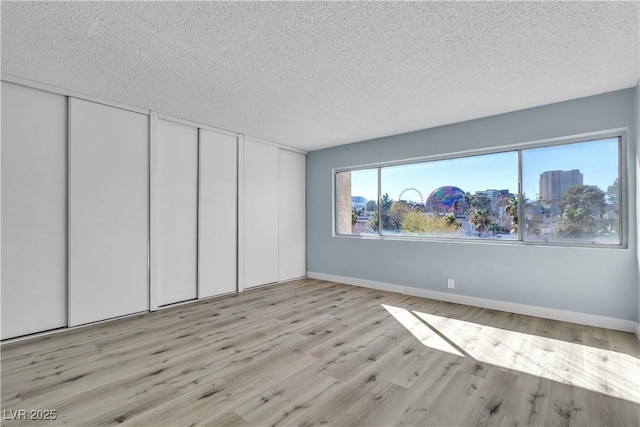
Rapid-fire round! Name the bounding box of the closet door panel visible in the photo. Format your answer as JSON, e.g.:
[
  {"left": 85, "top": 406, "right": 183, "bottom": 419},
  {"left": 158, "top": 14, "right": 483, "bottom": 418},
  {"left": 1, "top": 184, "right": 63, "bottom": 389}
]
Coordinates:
[
  {"left": 243, "top": 140, "right": 278, "bottom": 288},
  {"left": 198, "top": 129, "right": 237, "bottom": 298},
  {"left": 68, "top": 98, "right": 149, "bottom": 326},
  {"left": 278, "top": 150, "right": 306, "bottom": 281},
  {"left": 1, "top": 82, "right": 68, "bottom": 339},
  {"left": 157, "top": 120, "right": 198, "bottom": 305}
]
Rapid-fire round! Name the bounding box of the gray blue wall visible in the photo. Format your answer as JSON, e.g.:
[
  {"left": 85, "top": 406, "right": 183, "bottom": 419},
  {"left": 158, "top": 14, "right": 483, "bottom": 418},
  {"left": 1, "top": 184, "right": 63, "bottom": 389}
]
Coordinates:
[
  {"left": 636, "top": 82, "right": 640, "bottom": 325},
  {"left": 307, "top": 88, "right": 639, "bottom": 322}
]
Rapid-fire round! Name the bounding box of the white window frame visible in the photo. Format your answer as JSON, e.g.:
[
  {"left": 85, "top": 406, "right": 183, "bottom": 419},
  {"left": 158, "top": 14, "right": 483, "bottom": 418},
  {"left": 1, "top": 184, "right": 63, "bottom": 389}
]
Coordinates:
[{"left": 333, "top": 129, "right": 628, "bottom": 249}]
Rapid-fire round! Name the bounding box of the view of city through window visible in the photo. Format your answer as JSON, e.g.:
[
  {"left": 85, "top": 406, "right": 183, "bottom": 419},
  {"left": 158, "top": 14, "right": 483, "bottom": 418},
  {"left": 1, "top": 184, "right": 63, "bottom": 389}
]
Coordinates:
[
  {"left": 336, "top": 137, "right": 621, "bottom": 245},
  {"left": 522, "top": 138, "right": 620, "bottom": 244}
]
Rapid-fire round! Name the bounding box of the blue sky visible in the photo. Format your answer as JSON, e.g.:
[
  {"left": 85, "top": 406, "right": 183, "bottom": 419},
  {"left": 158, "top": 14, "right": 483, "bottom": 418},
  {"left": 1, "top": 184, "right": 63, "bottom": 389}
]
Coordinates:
[{"left": 350, "top": 138, "right": 619, "bottom": 204}]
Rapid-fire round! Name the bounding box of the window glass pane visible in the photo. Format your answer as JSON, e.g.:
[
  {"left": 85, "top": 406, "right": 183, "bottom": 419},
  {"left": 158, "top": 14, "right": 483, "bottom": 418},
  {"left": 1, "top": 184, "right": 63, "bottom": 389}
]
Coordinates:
[
  {"left": 380, "top": 152, "right": 518, "bottom": 239},
  {"left": 522, "top": 138, "right": 620, "bottom": 245},
  {"left": 335, "top": 169, "right": 378, "bottom": 235}
]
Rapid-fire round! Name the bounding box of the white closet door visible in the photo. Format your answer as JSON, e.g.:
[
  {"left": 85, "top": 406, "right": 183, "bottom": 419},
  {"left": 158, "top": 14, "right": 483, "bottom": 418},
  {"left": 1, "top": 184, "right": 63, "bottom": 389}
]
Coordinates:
[
  {"left": 1, "top": 82, "right": 67, "bottom": 339},
  {"left": 68, "top": 98, "right": 149, "bottom": 326},
  {"left": 156, "top": 120, "right": 198, "bottom": 305},
  {"left": 278, "top": 150, "right": 306, "bottom": 281},
  {"left": 198, "top": 129, "right": 237, "bottom": 298},
  {"left": 243, "top": 140, "right": 279, "bottom": 288}
]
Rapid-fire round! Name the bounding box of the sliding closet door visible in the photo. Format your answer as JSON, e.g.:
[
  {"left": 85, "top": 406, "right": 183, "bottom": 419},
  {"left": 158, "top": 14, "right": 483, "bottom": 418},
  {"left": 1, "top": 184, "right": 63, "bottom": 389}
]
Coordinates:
[
  {"left": 278, "top": 150, "right": 306, "bottom": 281},
  {"left": 243, "top": 140, "right": 279, "bottom": 288},
  {"left": 1, "top": 82, "right": 67, "bottom": 339},
  {"left": 198, "top": 129, "right": 237, "bottom": 297},
  {"left": 156, "top": 120, "right": 198, "bottom": 305},
  {"left": 68, "top": 98, "right": 149, "bottom": 326}
]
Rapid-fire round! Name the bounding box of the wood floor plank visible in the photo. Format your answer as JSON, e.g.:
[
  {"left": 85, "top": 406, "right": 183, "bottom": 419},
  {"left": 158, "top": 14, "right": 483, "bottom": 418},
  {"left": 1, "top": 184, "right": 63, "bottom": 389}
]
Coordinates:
[
  {"left": 2, "top": 278, "right": 638, "bottom": 427},
  {"left": 197, "top": 410, "right": 250, "bottom": 427},
  {"left": 233, "top": 369, "right": 339, "bottom": 425},
  {"left": 499, "top": 372, "right": 553, "bottom": 426}
]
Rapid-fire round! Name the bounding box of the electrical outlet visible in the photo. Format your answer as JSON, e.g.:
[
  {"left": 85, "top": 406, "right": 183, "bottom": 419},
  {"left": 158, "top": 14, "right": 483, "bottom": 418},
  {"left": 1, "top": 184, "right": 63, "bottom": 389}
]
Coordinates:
[{"left": 447, "top": 279, "right": 455, "bottom": 289}]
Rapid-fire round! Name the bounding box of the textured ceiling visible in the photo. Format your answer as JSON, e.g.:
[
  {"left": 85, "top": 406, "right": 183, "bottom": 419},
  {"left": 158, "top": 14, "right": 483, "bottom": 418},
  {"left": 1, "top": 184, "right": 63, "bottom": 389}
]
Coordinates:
[{"left": 2, "top": 2, "right": 639, "bottom": 151}]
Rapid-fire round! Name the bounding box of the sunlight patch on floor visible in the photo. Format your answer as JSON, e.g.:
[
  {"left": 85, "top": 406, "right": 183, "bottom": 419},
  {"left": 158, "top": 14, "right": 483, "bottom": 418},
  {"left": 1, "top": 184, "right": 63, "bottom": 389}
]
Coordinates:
[
  {"left": 381, "top": 304, "right": 463, "bottom": 357},
  {"left": 412, "top": 310, "right": 640, "bottom": 404}
]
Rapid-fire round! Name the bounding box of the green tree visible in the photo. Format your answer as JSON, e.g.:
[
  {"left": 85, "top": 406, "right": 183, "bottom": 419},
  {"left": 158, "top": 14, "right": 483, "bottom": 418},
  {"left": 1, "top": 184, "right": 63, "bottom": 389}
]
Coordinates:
[
  {"left": 368, "top": 193, "right": 393, "bottom": 232},
  {"left": 388, "top": 202, "right": 412, "bottom": 231},
  {"left": 463, "top": 192, "right": 474, "bottom": 216},
  {"left": 607, "top": 178, "right": 619, "bottom": 214},
  {"left": 472, "top": 195, "right": 491, "bottom": 211},
  {"left": 365, "top": 200, "right": 377, "bottom": 212},
  {"left": 556, "top": 207, "right": 593, "bottom": 238},
  {"left": 368, "top": 215, "right": 378, "bottom": 232},
  {"left": 463, "top": 192, "right": 473, "bottom": 206},
  {"left": 557, "top": 185, "right": 605, "bottom": 217},
  {"left": 463, "top": 192, "right": 491, "bottom": 215},
  {"left": 505, "top": 196, "right": 518, "bottom": 234},
  {"left": 401, "top": 212, "right": 459, "bottom": 234},
  {"left": 380, "top": 193, "right": 393, "bottom": 229}
]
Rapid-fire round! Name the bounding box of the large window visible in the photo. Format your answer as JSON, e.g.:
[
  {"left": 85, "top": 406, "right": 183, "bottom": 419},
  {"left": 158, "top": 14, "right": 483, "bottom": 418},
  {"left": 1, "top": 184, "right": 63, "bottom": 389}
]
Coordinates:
[
  {"left": 335, "top": 136, "right": 622, "bottom": 246},
  {"left": 522, "top": 138, "right": 620, "bottom": 244},
  {"left": 380, "top": 152, "right": 518, "bottom": 239}
]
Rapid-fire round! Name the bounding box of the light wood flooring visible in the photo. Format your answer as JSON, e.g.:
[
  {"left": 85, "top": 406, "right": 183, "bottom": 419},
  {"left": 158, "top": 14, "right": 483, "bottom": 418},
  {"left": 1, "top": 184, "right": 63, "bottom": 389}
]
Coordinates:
[{"left": 2, "top": 278, "right": 639, "bottom": 426}]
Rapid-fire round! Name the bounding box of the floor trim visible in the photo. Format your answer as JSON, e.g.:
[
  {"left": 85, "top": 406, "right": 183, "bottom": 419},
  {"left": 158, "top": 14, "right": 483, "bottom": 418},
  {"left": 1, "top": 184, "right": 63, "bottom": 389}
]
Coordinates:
[{"left": 307, "top": 271, "right": 640, "bottom": 335}]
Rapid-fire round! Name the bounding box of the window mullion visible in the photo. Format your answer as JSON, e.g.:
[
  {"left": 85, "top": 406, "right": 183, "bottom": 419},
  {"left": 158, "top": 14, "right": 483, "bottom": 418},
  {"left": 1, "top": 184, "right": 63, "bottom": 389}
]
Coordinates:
[
  {"left": 517, "top": 149, "right": 523, "bottom": 241},
  {"left": 378, "top": 167, "right": 382, "bottom": 237}
]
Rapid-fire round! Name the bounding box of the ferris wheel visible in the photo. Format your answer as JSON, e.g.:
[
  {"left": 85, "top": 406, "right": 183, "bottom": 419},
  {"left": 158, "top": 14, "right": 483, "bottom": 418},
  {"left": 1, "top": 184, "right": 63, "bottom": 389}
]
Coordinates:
[{"left": 398, "top": 187, "right": 424, "bottom": 204}]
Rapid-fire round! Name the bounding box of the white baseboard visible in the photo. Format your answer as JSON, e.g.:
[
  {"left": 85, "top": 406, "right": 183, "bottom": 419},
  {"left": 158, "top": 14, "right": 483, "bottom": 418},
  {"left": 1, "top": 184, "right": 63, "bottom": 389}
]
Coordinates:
[
  {"left": 241, "top": 276, "right": 308, "bottom": 292},
  {"left": 307, "top": 271, "right": 640, "bottom": 335}
]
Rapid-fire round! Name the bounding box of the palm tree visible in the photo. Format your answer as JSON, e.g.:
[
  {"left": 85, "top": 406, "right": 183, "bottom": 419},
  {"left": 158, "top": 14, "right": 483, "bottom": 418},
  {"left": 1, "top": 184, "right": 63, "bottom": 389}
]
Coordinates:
[
  {"left": 505, "top": 196, "right": 518, "bottom": 234},
  {"left": 463, "top": 192, "right": 474, "bottom": 214},
  {"left": 444, "top": 213, "right": 460, "bottom": 229},
  {"left": 488, "top": 221, "right": 501, "bottom": 235},
  {"left": 469, "top": 208, "right": 490, "bottom": 236}
]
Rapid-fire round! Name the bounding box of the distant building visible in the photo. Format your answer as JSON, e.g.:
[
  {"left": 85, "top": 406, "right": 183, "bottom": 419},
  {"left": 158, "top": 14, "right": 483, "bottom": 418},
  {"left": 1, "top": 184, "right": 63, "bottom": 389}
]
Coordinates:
[
  {"left": 351, "top": 196, "right": 367, "bottom": 210},
  {"left": 474, "top": 189, "right": 514, "bottom": 200},
  {"left": 475, "top": 189, "right": 499, "bottom": 200},
  {"left": 539, "top": 169, "right": 583, "bottom": 203}
]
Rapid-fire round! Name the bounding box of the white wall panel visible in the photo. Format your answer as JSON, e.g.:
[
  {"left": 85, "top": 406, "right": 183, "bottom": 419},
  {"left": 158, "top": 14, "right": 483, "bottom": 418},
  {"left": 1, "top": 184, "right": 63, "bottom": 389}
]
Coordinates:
[
  {"left": 68, "top": 98, "right": 148, "bottom": 326},
  {"left": 156, "top": 120, "right": 198, "bottom": 305},
  {"left": 243, "top": 140, "right": 279, "bottom": 288},
  {"left": 1, "top": 82, "right": 68, "bottom": 339},
  {"left": 278, "top": 150, "right": 306, "bottom": 281},
  {"left": 198, "top": 129, "right": 237, "bottom": 298}
]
